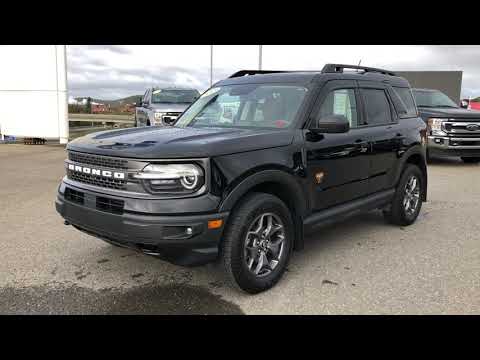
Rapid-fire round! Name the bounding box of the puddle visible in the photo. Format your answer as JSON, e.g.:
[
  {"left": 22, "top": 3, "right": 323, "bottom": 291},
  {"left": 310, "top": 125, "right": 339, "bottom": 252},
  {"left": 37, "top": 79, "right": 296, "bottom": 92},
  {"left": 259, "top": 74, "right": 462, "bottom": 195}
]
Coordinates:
[{"left": 0, "top": 283, "right": 244, "bottom": 315}]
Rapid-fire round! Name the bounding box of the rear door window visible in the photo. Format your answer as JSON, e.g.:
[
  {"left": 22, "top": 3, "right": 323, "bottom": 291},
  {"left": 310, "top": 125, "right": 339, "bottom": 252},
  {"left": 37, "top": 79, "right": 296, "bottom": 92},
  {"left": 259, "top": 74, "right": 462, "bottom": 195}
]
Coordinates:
[{"left": 361, "top": 89, "right": 393, "bottom": 125}]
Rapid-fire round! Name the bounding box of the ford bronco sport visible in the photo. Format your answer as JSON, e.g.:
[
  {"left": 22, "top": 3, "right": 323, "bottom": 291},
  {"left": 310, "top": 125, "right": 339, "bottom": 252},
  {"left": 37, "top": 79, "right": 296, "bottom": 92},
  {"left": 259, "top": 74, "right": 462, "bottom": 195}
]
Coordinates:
[
  {"left": 412, "top": 88, "right": 480, "bottom": 163},
  {"left": 56, "top": 64, "right": 428, "bottom": 293}
]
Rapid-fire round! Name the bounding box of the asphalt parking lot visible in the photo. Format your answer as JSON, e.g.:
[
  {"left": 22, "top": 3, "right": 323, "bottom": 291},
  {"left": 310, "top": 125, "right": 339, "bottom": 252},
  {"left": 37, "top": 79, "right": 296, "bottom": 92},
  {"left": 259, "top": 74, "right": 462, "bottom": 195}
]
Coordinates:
[{"left": 1, "top": 144, "right": 479, "bottom": 314}]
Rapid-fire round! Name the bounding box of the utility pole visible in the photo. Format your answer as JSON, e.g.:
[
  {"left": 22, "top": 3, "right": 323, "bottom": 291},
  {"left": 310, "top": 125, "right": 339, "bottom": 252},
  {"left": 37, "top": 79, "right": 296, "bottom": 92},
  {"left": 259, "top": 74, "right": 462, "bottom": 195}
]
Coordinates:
[
  {"left": 210, "top": 45, "right": 213, "bottom": 87},
  {"left": 258, "top": 45, "right": 263, "bottom": 70}
]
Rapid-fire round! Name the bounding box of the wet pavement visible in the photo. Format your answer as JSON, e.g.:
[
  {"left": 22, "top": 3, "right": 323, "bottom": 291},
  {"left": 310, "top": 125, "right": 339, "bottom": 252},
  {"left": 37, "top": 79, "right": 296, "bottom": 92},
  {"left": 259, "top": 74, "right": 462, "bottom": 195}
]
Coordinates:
[{"left": 1, "top": 144, "right": 479, "bottom": 314}]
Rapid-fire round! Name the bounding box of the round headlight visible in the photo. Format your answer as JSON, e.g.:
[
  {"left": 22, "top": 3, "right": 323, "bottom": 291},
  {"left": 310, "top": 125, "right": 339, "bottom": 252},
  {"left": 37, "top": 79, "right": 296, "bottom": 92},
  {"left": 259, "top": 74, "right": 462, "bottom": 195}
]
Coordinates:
[{"left": 181, "top": 175, "right": 198, "bottom": 189}]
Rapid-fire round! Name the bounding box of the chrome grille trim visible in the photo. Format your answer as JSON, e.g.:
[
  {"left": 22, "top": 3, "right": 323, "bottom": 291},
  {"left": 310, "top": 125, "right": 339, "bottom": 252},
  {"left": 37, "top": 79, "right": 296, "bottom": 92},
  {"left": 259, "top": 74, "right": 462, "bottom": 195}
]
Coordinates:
[{"left": 443, "top": 120, "right": 480, "bottom": 135}]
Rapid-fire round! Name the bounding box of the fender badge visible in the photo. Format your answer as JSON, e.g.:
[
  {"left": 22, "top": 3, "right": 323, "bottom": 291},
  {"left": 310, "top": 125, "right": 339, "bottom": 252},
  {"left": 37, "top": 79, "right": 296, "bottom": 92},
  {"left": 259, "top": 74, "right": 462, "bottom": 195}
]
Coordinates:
[{"left": 315, "top": 172, "right": 325, "bottom": 184}]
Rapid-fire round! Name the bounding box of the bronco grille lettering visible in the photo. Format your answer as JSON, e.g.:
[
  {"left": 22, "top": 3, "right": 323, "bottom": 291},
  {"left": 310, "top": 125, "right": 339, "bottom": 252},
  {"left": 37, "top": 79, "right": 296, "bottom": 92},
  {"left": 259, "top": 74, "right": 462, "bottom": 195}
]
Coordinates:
[{"left": 67, "top": 163, "right": 125, "bottom": 180}]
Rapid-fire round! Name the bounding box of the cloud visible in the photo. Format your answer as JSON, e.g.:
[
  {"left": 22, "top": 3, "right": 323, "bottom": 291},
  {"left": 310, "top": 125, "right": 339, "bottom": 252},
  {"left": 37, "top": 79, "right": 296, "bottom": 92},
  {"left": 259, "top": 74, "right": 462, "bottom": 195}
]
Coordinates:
[
  {"left": 66, "top": 45, "right": 480, "bottom": 100},
  {"left": 85, "top": 45, "right": 132, "bottom": 54}
]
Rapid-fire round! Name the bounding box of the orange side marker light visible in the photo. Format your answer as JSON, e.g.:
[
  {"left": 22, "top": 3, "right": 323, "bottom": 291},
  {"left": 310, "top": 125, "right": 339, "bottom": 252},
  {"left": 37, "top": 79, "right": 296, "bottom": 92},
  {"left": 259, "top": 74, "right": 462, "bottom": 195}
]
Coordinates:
[{"left": 208, "top": 219, "right": 223, "bottom": 229}]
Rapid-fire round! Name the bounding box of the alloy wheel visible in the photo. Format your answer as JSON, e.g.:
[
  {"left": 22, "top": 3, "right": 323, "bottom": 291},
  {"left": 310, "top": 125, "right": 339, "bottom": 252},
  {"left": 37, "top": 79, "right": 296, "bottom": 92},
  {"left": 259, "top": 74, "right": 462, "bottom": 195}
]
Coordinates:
[
  {"left": 243, "top": 213, "right": 286, "bottom": 277},
  {"left": 403, "top": 175, "right": 420, "bottom": 217}
]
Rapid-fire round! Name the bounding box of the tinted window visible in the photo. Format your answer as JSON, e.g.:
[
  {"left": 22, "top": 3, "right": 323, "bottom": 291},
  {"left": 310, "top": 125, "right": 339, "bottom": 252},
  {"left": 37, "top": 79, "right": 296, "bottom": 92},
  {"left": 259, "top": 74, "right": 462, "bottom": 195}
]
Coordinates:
[
  {"left": 393, "top": 87, "right": 417, "bottom": 117},
  {"left": 412, "top": 89, "right": 459, "bottom": 108},
  {"left": 317, "top": 89, "right": 358, "bottom": 128},
  {"left": 151, "top": 89, "right": 200, "bottom": 104},
  {"left": 362, "top": 89, "right": 392, "bottom": 125}
]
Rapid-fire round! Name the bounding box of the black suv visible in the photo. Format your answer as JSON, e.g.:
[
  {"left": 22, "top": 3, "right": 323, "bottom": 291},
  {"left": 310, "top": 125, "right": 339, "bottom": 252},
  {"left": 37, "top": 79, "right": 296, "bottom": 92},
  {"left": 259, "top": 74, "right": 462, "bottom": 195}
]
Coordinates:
[
  {"left": 412, "top": 88, "right": 480, "bottom": 163},
  {"left": 56, "top": 64, "right": 428, "bottom": 293}
]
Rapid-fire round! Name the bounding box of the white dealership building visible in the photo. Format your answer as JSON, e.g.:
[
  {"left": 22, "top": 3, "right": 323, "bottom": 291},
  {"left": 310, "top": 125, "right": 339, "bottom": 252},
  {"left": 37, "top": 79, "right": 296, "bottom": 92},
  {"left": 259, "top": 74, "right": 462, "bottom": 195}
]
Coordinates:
[{"left": 0, "top": 45, "right": 68, "bottom": 143}]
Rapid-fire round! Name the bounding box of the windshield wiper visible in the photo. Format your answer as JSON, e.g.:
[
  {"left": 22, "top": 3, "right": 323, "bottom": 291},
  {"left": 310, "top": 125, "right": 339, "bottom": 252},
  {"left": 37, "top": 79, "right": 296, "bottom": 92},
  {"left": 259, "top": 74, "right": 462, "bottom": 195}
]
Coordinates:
[{"left": 434, "top": 105, "right": 459, "bottom": 108}]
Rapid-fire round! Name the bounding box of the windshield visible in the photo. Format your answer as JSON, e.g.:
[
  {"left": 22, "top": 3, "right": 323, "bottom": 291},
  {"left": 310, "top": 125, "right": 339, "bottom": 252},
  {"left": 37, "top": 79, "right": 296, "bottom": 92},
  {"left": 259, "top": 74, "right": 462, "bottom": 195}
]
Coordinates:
[
  {"left": 151, "top": 89, "right": 200, "bottom": 104},
  {"left": 175, "top": 84, "right": 308, "bottom": 130},
  {"left": 412, "top": 90, "right": 459, "bottom": 108}
]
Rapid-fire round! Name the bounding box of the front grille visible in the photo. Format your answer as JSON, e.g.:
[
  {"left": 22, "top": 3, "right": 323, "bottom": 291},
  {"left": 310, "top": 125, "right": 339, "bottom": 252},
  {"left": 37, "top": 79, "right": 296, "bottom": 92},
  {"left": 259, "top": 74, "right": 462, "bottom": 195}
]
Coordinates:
[
  {"left": 96, "top": 196, "right": 124, "bottom": 215},
  {"left": 444, "top": 120, "right": 480, "bottom": 135},
  {"left": 68, "top": 151, "right": 128, "bottom": 170},
  {"left": 162, "top": 112, "right": 181, "bottom": 125},
  {"left": 67, "top": 170, "right": 127, "bottom": 190},
  {"left": 449, "top": 139, "right": 480, "bottom": 146},
  {"left": 67, "top": 151, "right": 129, "bottom": 190},
  {"left": 64, "top": 187, "right": 84, "bottom": 205}
]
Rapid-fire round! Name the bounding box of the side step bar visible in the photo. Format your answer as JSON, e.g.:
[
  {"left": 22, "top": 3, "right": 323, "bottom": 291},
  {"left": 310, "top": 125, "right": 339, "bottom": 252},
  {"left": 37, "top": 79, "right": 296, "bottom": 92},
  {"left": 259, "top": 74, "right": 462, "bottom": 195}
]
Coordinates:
[{"left": 303, "top": 189, "right": 395, "bottom": 234}]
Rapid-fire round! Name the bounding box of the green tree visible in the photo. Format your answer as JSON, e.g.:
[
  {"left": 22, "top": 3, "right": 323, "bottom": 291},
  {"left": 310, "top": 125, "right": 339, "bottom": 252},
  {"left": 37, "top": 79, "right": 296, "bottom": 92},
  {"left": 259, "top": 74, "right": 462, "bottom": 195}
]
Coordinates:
[{"left": 86, "top": 97, "right": 92, "bottom": 114}]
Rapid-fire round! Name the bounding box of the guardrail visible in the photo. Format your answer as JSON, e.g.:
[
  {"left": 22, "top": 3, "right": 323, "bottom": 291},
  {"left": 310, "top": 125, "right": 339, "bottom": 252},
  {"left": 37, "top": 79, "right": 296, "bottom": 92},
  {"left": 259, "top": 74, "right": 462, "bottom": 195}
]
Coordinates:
[{"left": 69, "top": 113, "right": 135, "bottom": 139}]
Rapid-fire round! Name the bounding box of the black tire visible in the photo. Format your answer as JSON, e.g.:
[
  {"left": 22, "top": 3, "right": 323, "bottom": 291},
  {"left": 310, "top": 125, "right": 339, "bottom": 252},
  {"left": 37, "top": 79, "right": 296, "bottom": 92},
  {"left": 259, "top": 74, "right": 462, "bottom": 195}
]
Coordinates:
[
  {"left": 461, "top": 157, "right": 480, "bottom": 164},
  {"left": 221, "top": 192, "right": 294, "bottom": 294},
  {"left": 134, "top": 116, "right": 138, "bottom": 127},
  {"left": 146, "top": 119, "right": 151, "bottom": 126},
  {"left": 426, "top": 148, "right": 432, "bottom": 163},
  {"left": 383, "top": 164, "right": 424, "bottom": 226}
]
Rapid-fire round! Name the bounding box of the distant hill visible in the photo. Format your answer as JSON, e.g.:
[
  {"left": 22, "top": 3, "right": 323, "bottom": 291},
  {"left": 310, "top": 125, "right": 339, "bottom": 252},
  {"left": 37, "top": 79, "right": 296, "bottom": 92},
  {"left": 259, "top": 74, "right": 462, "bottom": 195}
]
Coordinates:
[
  {"left": 473, "top": 97, "right": 480, "bottom": 102},
  {"left": 75, "top": 95, "right": 142, "bottom": 107}
]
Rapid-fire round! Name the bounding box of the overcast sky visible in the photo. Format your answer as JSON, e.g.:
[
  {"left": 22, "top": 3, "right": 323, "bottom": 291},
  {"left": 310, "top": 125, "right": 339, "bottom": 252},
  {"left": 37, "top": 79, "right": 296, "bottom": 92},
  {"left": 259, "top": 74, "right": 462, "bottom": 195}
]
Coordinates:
[{"left": 67, "top": 45, "right": 480, "bottom": 100}]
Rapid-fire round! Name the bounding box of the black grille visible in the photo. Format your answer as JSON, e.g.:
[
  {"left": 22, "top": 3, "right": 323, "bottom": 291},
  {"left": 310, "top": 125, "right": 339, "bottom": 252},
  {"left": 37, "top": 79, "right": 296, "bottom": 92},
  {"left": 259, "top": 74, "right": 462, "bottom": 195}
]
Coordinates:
[
  {"left": 68, "top": 152, "right": 128, "bottom": 170},
  {"left": 67, "top": 170, "right": 127, "bottom": 190},
  {"left": 163, "top": 112, "right": 181, "bottom": 125},
  {"left": 64, "top": 188, "right": 84, "bottom": 205},
  {"left": 96, "top": 196, "right": 124, "bottom": 215}
]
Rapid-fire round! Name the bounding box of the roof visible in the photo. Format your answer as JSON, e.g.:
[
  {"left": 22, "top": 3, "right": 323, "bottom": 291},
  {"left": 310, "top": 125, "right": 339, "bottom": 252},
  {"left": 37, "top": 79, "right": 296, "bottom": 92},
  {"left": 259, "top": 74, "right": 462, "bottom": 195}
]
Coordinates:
[{"left": 216, "top": 71, "right": 410, "bottom": 88}]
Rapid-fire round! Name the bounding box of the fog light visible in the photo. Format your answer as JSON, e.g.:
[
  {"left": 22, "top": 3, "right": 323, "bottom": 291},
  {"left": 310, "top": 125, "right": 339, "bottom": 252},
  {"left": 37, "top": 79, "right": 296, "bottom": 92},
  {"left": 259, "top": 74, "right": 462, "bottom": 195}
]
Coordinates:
[
  {"left": 208, "top": 219, "right": 223, "bottom": 229},
  {"left": 186, "top": 227, "right": 193, "bottom": 235}
]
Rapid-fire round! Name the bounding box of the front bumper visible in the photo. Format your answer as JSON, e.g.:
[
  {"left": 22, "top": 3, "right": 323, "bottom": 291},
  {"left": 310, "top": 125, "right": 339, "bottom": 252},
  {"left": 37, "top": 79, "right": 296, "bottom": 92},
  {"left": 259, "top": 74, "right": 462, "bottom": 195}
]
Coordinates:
[
  {"left": 428, "top": 136, "right": 480, "bottom": 158},
  {"left": 55, "top": 183, "right": 229, "bottom": 266}
]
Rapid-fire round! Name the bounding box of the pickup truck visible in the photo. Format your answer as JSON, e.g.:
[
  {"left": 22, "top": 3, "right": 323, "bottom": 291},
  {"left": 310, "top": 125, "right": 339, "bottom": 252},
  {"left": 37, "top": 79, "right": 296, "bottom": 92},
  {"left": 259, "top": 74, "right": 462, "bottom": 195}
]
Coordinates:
[
  {"left": 412, "top": 88, "right": 480, "bottom": 163},
  {"left": 135, "top": 87, "right": 200, "bottom": 127}
]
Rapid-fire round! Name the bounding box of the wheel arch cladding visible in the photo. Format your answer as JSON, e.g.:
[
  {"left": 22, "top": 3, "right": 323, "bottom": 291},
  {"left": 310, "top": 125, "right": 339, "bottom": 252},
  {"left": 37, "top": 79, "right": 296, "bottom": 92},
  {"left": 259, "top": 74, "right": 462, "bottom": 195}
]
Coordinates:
[
  {"left": 399, "top": 148, "right": 428, "bottom": 202},
  {"left": 219, "top": 169, "right": 307, "bottom": 251}
]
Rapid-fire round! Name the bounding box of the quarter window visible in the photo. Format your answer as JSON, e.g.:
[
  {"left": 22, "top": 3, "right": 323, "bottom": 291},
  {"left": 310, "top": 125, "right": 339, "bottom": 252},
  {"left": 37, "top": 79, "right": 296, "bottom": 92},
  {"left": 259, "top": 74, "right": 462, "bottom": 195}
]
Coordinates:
[
  {"left": 393, "top": 87, "right": 417, "bottom": 117},
  {"left": 362, "top": 89, "right": 392, "bottom": 125},
  {"left": 317, "top": 89, "right": 358, "bottom": 128}
]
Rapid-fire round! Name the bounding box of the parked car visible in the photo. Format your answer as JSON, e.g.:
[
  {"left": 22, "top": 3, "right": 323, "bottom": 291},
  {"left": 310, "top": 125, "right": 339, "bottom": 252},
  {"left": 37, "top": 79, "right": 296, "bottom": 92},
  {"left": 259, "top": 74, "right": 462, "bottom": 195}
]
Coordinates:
[
  {"left": 412, "top": 88, "right": 480, "bottom": 163},
  {"left": 56, "top": 64, "right": 427, "bottom": 293},
  {"left": 135, "top": 87, "right": 200, "bottom": 127}
]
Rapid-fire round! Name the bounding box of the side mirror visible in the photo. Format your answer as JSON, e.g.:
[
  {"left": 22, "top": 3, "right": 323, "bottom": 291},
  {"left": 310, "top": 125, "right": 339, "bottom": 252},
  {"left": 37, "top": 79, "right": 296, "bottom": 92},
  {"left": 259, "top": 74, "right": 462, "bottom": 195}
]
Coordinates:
[{"left": 310, "top": 114, "right": 350, "bottom": 134}]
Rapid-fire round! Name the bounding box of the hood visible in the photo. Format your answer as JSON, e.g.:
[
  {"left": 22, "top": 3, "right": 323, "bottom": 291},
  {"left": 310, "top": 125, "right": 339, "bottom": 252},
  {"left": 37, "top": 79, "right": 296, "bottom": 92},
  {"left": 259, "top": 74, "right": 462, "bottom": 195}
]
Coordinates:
[
  {"left": 67, "top": 126, "right": 295, "bottom": 159},
  {"left": 149, "top": 103, "right": 190, "bottom": 113},
  {"left": 418, "top": 106, "right": 480, "bottom": 120}
]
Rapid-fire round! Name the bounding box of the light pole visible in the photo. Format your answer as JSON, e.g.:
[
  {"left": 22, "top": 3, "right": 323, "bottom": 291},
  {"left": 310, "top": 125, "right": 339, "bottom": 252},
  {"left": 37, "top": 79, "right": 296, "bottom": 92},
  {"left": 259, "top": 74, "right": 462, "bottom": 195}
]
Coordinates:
[
  {"left": 210, "top": 45, "right": 213, "bottom": 87},
  {"left": 258, "top": 45, "right": 263, "bottom": 70}
]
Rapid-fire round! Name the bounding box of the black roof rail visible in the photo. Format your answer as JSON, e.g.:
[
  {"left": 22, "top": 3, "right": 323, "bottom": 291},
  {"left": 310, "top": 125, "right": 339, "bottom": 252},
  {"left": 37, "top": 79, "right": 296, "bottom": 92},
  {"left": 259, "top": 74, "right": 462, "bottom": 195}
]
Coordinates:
[
  {"left": 321, "top": 64, "right": 397, "bottom": 76},
  {"left": 229, "top": 70, "right": 289, "bottom": 78}
]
